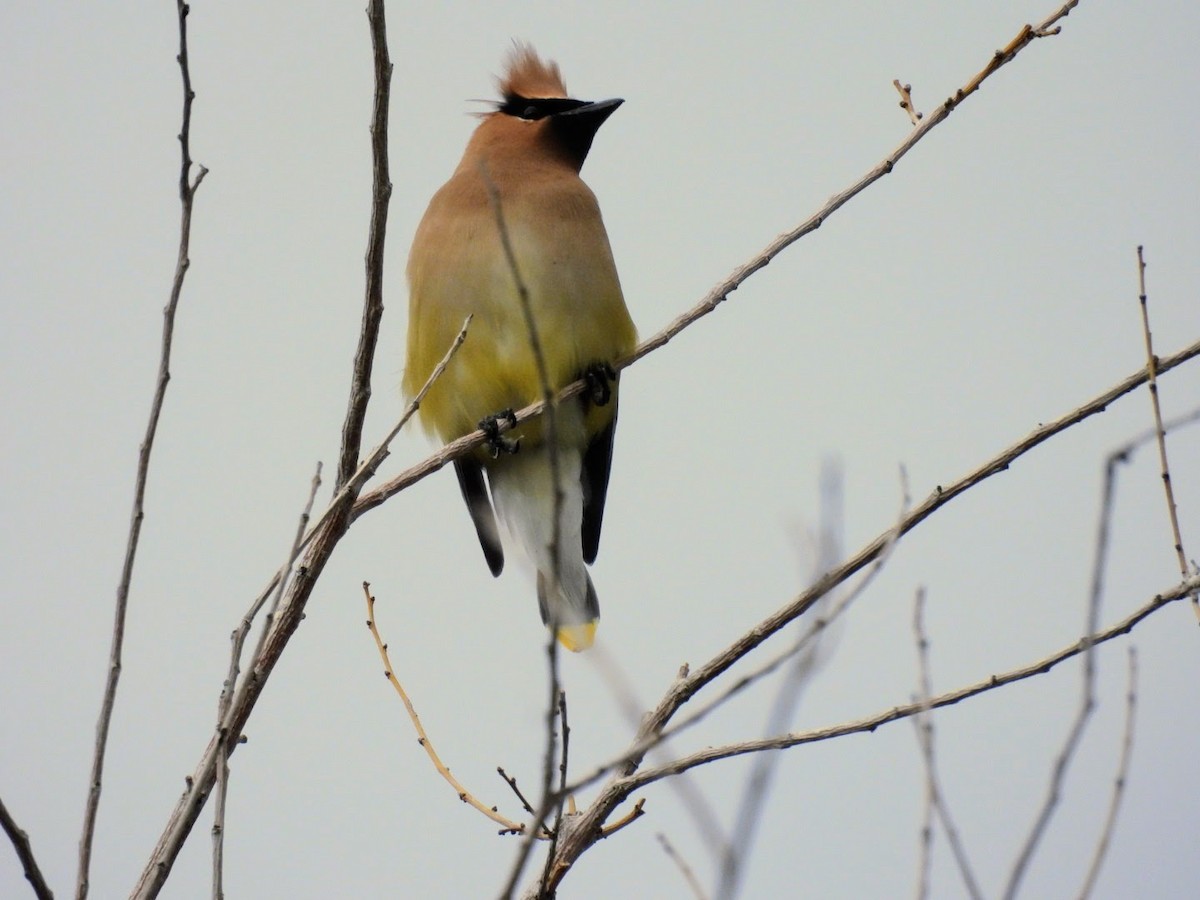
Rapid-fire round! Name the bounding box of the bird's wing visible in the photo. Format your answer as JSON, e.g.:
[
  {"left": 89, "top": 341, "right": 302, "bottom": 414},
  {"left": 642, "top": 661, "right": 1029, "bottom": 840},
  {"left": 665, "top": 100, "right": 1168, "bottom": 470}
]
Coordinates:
[
  {"left": 581, "top": 398, "right": 618, "bottom": 565},
  {"left": 454, "top": 458, "right": 505, "bottom": 576}
]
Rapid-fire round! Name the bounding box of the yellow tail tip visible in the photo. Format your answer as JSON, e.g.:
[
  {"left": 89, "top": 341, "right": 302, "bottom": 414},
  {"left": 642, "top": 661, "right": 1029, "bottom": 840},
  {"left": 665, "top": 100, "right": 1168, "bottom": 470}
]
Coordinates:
[{"left": 556, "top": 621, "right": 597, "bottom": 652}]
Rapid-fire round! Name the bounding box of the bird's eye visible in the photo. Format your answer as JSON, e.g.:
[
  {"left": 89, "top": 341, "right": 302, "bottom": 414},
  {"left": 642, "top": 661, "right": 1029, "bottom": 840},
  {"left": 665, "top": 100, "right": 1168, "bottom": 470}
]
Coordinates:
[{"left": 522, "top": 105, "right": 540, "bottom": 120}]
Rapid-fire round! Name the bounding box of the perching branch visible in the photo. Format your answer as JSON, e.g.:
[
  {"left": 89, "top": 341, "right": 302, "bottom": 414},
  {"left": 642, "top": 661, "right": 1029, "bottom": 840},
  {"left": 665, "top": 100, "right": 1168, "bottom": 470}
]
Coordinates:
[
  {"left": 354, "top": 1, "right": 1088, "bottom": 526},
  {"left": 79, "top": 3, "right": 206, "bottom": 898}
]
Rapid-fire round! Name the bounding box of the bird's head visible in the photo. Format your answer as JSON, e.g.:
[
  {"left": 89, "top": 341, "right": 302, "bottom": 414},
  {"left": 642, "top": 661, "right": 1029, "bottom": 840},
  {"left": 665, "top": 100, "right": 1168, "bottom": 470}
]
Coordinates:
[{"left": 475, "top": 43, "right": 623, "bottom": 173}]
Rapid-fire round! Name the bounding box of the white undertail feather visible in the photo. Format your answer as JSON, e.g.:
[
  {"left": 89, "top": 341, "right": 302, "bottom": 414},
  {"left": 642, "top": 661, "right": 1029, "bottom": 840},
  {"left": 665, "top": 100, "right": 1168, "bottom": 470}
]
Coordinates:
[{"left": 489, "top": 441, "right": 599, "bottom": 651}]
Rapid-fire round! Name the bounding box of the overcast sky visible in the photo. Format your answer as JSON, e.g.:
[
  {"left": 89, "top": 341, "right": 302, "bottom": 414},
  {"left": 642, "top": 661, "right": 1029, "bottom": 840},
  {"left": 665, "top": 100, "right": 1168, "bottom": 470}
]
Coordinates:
[{"left": 3, "top": 2, "right": 1199, "bottom": 898}]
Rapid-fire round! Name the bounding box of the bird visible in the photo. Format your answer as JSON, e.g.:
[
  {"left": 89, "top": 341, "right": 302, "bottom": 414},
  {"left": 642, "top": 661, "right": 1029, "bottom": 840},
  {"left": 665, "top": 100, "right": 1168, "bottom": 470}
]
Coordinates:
[{"left": 402, "top": 45, "right": 636, "bottom": 651}]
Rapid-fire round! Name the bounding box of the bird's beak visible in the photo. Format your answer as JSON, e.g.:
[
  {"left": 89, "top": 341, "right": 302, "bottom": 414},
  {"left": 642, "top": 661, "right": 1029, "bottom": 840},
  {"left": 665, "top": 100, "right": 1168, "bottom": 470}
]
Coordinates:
[
  {"left": 559, "top": 97, "right": 624, "bottom": 126},
  {"left": 552, "top": 98, "right": 623, "bottom": 167}
]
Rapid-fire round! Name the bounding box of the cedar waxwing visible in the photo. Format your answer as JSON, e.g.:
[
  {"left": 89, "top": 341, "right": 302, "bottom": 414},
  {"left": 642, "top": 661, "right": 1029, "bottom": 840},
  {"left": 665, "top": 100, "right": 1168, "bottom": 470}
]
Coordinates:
[{"left": 402, "top": 46, "right": 636, "bottom": 651}]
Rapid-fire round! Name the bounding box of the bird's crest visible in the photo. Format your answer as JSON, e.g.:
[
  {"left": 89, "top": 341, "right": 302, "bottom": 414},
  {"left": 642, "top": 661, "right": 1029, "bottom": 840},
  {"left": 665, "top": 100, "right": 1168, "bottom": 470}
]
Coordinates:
[{"left": 498, "top": 43, "right": 568, "bottom": 100}]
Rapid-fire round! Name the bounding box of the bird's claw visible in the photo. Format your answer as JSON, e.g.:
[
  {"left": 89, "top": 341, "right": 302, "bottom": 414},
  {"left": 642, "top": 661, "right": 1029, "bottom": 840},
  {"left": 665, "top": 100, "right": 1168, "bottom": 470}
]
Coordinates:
[
  {"left": 480, "top": 409, "right": 520, "bottom": 458},
  {"left": 583, "top": 362, "right": 616, "bottom": 407}
]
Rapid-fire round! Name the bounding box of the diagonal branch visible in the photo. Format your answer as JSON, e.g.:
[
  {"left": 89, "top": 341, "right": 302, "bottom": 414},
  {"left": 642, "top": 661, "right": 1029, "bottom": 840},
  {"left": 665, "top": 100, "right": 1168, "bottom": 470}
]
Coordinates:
[
  {"left": 78, "top": 3, "right": 206, "bottom": 898},
  {"left": 2, "top": 795, "right": 55, "bottom": 900}
]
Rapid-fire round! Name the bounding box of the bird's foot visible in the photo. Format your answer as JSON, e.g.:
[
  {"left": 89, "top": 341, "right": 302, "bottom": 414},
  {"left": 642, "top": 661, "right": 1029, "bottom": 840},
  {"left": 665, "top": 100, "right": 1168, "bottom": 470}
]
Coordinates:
[
  {"left": 583, "top": 362, "right": 616, "bottom": 407},
  {"left": 480, "top": 409, "right": 520, "bottom": 458}
]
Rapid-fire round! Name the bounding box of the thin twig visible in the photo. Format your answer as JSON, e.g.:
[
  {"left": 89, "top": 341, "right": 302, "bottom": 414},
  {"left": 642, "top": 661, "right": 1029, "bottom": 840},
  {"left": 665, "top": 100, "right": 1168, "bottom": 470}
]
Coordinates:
[
  {"left": 1, "top": 794, "right": 55, "bottom": 900},
  {"left": 538, "top": 692, "right": 571, "bottom": 894},
  {"left": 1077, "top": 647, "right": 1138, "bottom": 899},
  {"left": 911, "top": 590, "right": 983, "bottom": 900},
  {"left": 128, "top": 6, "right": 393, "bottom": 894},
  {"left": 598, "top": 797, "right": 646, "bottom": 838},
  {"left": 364, "top": 583, "right": 542, "bottom": 837},
  {"left": 79, "top": 4, "right": 206, "bottom": 898},
  {"left": 1135, "top": 246, "right": 1198, "bottom": 622},
  {"left": 893, "top": 79, "right": 922, "bottom": 125},
  {"left": 498, "top": 769, "right": 538, "bottom": 818},
  {"left": 658, "top": 832, "right": 709, "bottom": 900}
]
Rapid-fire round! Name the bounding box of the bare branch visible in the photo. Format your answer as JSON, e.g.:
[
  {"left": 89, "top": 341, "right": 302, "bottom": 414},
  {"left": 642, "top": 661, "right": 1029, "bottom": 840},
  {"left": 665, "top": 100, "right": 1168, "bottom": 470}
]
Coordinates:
[
  {"left": 911, "top": 590, "right": 983, "bottom": 900},
  {"left": 78, "top": 3, "right": 206, "bottom": 898},
  {"left": 1135, "top": 246, "right": 1199, "bottom": 622},
  {"left": 497, "top": 769, "right": 538, "bottom": 818},
  {"left": 1077, "top": 647, "right": 1138, "bottom": 899},
  {"left": 1, "top": 794, "right": 55, "bottom": 900}
]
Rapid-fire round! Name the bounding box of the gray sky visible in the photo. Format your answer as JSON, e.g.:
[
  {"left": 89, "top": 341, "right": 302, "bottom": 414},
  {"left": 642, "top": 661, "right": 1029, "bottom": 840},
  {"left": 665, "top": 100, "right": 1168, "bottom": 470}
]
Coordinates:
[{"left": 3, "top": 2, "right": 1198, "bottom": 898}]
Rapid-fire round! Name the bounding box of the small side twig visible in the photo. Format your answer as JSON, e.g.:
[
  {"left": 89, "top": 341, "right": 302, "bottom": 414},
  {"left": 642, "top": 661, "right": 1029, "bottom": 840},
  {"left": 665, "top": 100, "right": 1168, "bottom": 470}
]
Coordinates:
[
  {"left": 363, "top": 584, "right": 543, "bottom": 837},
  {"left": 1077, "top": 647, "right": 1139, "bottom": 899},
  {"left": 1, "top": 794, "right": 55, "bottom": 900},
  {"left": 78, "top": 3, "right": 206, "bottom": 898},
  {"left": 893, "top": 79, "right": 922, "bottom": 125},
  {"left": 911, "top": 589, "right": 983, "bottom": 900},
  {"left": 599, "top": 798, "right": 646, "bottom": 838},
  {"left": 657, "top": 832, "right": 708, "bottom": 900},
  {"left": 1135, "top": 245, "right": 1198, "bottom": 622},
  {"left": 498, "top": 769, "right": 538, "bottom": 818}
]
